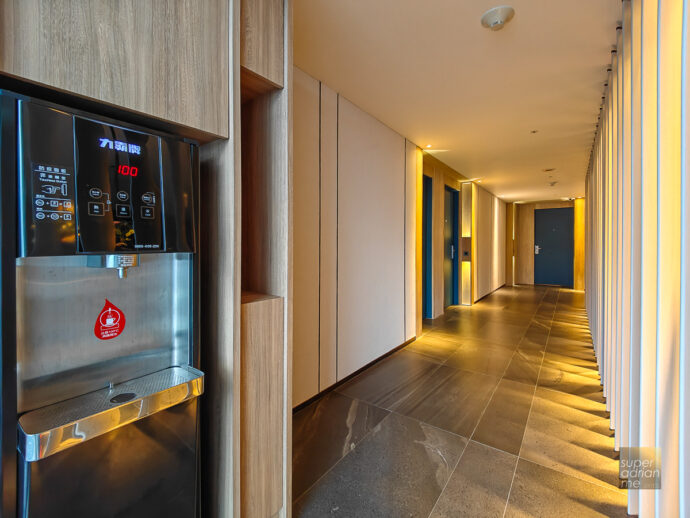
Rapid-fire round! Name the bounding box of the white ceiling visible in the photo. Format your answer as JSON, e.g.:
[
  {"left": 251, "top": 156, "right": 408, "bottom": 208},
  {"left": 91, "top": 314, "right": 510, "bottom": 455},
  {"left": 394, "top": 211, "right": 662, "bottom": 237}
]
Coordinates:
[{"left": 294, "top": 0, "right": 621, "bottom": 202}]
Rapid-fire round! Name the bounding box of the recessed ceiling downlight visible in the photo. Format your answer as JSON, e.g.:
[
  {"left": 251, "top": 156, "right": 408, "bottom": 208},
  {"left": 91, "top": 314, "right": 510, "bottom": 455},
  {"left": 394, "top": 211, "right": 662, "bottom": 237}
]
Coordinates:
[{"left": 481, "top": 6, "right": 515, "bottom": 31}]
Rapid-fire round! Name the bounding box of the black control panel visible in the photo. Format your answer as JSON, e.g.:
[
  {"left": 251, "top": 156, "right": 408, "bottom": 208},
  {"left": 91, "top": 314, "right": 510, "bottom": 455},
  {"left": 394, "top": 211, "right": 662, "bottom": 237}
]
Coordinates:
[
  {"left": 17, "top": 98, "right": 196, "bottom": 256},
  {"left": 74, "top": 117, "right": 163, "bottom": 252}
]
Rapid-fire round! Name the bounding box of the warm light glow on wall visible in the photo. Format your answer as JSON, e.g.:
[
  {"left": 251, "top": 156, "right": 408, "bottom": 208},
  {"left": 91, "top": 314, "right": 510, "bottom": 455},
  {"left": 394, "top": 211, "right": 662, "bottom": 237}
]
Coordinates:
[
  {"left": 461, "top": 262, "right": 471, "bottom": 306},
  {"left": 584, "top": 0, "right": 690, "bottom": 515},
  {"left": 492, "top": 197, "right": 501, "bottom": 289},
  {"left": 461, "top": 182, "right": 473, "bottom": 305},
  {"left": 461, "top": 182, "right": 472, "bottom": 238}
]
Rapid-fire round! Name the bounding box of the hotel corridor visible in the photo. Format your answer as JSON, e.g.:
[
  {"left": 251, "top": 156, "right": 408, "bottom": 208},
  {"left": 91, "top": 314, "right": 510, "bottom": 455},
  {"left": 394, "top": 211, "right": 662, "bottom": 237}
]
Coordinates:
[{"left": 292, "top": 286, "right": 627, "bottom": 517}]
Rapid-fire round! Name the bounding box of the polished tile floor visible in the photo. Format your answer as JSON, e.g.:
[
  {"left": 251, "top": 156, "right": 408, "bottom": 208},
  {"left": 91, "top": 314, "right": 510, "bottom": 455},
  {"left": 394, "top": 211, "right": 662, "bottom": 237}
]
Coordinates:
[{"left": 292, "top": 286, "right": 627, "bottom": 517}]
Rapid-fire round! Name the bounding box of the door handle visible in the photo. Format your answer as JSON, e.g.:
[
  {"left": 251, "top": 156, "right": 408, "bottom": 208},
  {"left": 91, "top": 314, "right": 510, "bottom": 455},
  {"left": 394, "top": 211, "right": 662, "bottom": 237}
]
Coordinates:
[
  {"left": 535, "top": 245, "right": 541, "bottom": 255},
  {"left": 451, "top": 245, "right": 455, "bottom": 259}
]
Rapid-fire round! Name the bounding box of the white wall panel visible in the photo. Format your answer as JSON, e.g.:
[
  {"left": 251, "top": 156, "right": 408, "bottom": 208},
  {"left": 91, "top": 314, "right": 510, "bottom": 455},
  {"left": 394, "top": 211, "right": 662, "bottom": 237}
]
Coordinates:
[
  {"left": 584, "top": 1, "right": 690, "bottom": 514},
  {"left": 637, "top": 1, "right": 658, "bottom": 513},
  {"left": 655, "top": 2, "right": 682, "bottom": 515},
  {"left": 319, "top": 83, "right": 338, "bottom": 391},
  {"left": 292, "top": 67, "right": 321, "bottom": 405},
  {"left": 337, "top": 96, "right": 406, "bottom": 379},
  {"left": 628, "top": 1, "right": 642, "bottom": 512},
  {"left": 681, "top": 0, "right": 690, "bottom": 512},
  {"left": 405, "top": 140, "right": 417, "bottom": 341}
]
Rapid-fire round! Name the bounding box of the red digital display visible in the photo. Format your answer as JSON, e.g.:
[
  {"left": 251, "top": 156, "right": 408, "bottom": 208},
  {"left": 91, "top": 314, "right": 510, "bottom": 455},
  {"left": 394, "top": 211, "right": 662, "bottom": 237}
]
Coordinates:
[{"left": 117, "top": 164, "right": 138, "bottom": 177}]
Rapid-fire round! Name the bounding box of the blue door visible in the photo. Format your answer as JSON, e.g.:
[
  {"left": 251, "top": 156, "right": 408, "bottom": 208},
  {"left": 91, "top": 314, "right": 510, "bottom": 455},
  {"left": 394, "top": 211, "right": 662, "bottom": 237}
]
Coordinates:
[
  {"left": 534, "top": 207, "right": 574, "bottom": 287},
  {"left": 443, "top": 187, "right": 459, "bottom": 307},
  {"left": 422, "top": 175, "right": 433, "bottom": 318}
]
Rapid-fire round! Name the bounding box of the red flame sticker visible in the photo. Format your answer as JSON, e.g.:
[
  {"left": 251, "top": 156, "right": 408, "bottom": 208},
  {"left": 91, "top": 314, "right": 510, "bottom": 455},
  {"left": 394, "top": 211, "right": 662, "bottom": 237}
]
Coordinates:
[{"left": 94, "top": 299, "right": 126, "bottom": 340}]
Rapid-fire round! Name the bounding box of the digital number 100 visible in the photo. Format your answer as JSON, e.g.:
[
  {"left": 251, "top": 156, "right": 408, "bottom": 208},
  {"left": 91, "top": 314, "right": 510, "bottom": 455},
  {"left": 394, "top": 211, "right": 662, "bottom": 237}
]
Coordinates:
[{"left": 117, "top": 164, "right": 138, "bottom": 177}]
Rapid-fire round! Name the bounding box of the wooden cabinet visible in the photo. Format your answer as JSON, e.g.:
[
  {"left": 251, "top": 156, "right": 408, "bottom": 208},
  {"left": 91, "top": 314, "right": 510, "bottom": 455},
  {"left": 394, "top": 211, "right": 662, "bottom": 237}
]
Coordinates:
[
  {"left": 0, "top": 0, "right": 229, "bottom": 138},
  {"left": 241, "top": 0, "right": 284, "bottom": 88},
  {"left": 240, "top": 293, "right": 284, "bottom": 518}
]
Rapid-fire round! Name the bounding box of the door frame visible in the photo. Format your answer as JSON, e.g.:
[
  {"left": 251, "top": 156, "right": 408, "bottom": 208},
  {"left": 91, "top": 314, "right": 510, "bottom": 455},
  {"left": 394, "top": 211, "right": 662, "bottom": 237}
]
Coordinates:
[{"left": 444, "top": 186, "right": 459, "bottom": 306}]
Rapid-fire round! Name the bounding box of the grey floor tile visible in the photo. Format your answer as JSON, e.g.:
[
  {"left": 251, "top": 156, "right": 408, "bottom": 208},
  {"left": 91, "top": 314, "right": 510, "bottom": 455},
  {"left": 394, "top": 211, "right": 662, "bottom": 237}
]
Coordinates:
[
  {"left": 503, "top": 355, "right": 541, "bottom": 387},
  {"left": 444, "top": 342, "right": 514, "bottom": 377},
  {"left": 293, "top": 412, "right": 467, "bottom": 518},
  {"left": 541, "top": 352, "right": 600, "bottom": 379},
  {"left": 528, "top": 390, "right": 611, "bottom": 436},
  {"left": 405, "top": 334, "right": 461, "bottom": 364},
  {"left": 534, "top": 387, "right": 609, "bottom": 419},
  {"left": 392, "top": 365, "right": 500, "bottom": 437},
  {"left": 456, "top": 336, "right": 519, "bottom": 352},
  {"left": 475, "top": 322, "right": 529, "bottom": 347},
  {"left": 293, "top": 287, "right": 621, "bottom": 517},
  {"left": 336, "top": 349, "right": 440, "bottom": 409},
  {"left": 292, "top": 392, "right": 390, "bottom": 500},
  {"left": 520, "top": 400, "right": 620, "bottom": 490},
  {"left": 537, "top": 365, "right": 605, "bottom": 403},
  {"left": 430, "top": 441, "right": 517, "bottom": 518},
  {"left": 472, "top": 379, "right": 535, "bottom": 455},
  {"left": 505, "top": 459, "right": 627, "bottom": 518}
]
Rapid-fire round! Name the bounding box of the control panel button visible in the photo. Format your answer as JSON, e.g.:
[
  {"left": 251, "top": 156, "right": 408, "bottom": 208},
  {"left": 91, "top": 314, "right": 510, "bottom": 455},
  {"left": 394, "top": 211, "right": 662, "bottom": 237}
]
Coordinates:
[
  {"left": 35, "top": 199, "right": 44, "bottom": 207},
  {"left": 63, "top": 214, "right": 72, "bottom": 221},
  {"left": 89, "top": 187, "right": 102, "bottom": 199},
  {"left": 64, "top": 201, "right": 72, "bottom": 209},
  {"left": 50, "top": 213, "right": 59, "bottom": 221},
  {"left": 36, "top": 212, "right": 45, "bottom": 220},
  {"left": 116, "top": 191, "right": 129, "bottom": 202},
  {"left": 141, "top": 192, "right": 156, "bottom": 205},
  {"left": 116, "top": 204, "right": 131, "bottom": 218},
  {"left": 88, "top": 202, "right": 105, "bottom": 216},
  {"left": 140, "top": 206, "right": 154, "bottom": 219}
]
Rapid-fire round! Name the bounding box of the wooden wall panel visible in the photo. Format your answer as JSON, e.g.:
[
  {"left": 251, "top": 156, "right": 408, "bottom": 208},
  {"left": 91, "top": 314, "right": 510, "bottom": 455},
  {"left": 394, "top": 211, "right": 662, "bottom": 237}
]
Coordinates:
[
  {"left": 240, "top": 2, "right": 291, "bottom": 511},
  {"left": 415, "top": 148, "right": 424, "bottom": 336},
  {"left": 405, "top": 140, "right": 418, "bottom": 341},
  {"left": 515, "top": 200, "right": 574, "bottom": 285},
  {"left": 292, "top": 68, "right": 320, "bottom": 405},
  {"left": 241, "top": 90, "right": 290, "bottom": 297},
  {"left": 240, "top": 293, "right": 284, "bottom": 518},
  {"left": 430, "top": 161, "right": 445, "bottom": 317},
  {"left": 241, "top": 0, "right": 284, "bottom": 88},
  {"left": 319, "top": 83, "right": 338, "bottom": 391},
  {"left": 574, "top": 198, "right": 586, "bottom": 290},
  {"left": 199, "top": 136, "right": 242, "bottom": 518},
  {"left": 0, "top": 0, "right": 229, "bottom": 137},
  {"left": 197, "top": 1, "right": 240, "bottom": 516},
  {"left": 337, "top": 96, "right": 405, "bottom": 379},
  {"left": 422, "top": 153, "right": 466, "bottom": 317}
]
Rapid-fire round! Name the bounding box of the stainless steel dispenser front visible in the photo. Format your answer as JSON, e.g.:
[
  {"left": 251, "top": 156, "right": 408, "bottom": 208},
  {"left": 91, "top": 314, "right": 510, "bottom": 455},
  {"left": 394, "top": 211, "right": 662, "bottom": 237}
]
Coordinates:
[{"left": 3, "top": 92, "right": 203, "bottom": 518}]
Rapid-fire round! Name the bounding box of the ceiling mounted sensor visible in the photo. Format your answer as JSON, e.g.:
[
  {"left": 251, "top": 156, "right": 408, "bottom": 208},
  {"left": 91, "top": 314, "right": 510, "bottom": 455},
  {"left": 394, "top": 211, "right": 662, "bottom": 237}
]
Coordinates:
[{"left": 481, "top": 6, "right": 515, "bottom": 31}]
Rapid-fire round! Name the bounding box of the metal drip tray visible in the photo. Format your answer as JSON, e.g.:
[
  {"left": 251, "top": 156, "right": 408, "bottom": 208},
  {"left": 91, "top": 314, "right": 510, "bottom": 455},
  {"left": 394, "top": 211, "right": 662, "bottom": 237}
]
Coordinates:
[{"left": 18, "top": 366, "right": 204, "bottom": 462}]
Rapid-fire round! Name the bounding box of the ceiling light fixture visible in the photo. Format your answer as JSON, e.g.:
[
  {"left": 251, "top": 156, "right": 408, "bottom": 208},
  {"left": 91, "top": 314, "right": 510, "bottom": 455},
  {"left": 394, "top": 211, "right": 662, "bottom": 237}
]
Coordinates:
[
  {"left": 481, "top": 6, "right": 515, "bottom": 31},
  {"left": 426, "top": 144, "right": 432, "bottom": 148}
]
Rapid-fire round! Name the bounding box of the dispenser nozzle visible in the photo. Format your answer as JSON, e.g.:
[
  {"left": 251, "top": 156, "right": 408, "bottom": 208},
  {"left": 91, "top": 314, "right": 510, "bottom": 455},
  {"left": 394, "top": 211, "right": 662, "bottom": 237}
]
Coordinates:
[{"left": 87, "top": 254, "right": 140, "bottom": 279}]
